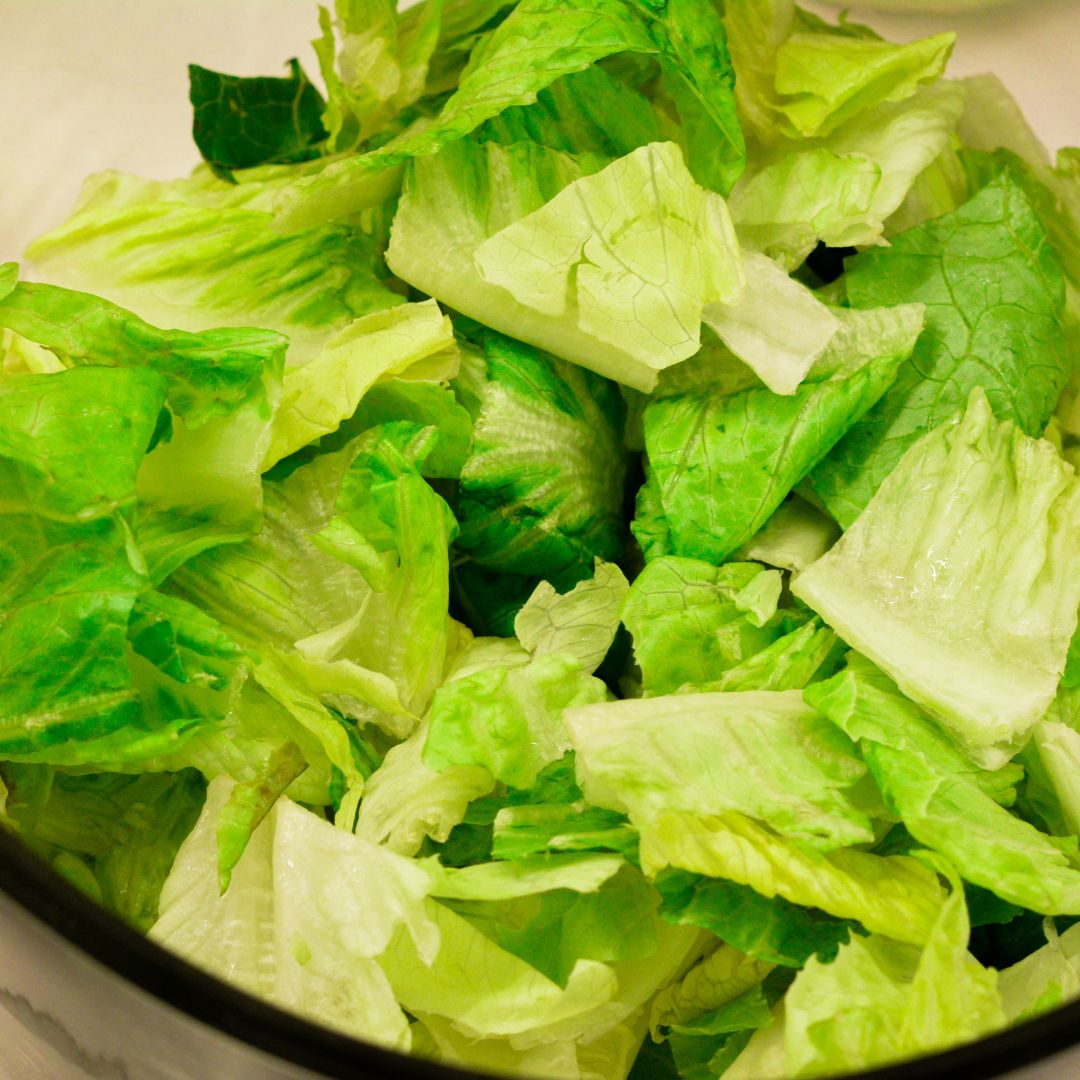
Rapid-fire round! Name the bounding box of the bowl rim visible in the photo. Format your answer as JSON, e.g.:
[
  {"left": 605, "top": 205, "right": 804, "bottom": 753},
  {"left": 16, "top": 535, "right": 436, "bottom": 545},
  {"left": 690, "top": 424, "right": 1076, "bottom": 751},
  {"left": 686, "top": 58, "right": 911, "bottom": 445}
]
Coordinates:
[{"left": 2, "top": 825, "right": 1079, "bottom": 1080}]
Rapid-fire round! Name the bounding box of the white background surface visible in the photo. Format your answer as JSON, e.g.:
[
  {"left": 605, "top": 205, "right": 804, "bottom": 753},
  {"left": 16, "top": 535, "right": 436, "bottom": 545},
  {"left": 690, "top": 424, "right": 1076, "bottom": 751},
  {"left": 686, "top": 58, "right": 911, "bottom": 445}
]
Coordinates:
[
  {"left": 1, "top": 0, "right": 1080, "bottom": 1076},
  {"left": 1, "top": 0, "right": 1079, "bottom": 260}
]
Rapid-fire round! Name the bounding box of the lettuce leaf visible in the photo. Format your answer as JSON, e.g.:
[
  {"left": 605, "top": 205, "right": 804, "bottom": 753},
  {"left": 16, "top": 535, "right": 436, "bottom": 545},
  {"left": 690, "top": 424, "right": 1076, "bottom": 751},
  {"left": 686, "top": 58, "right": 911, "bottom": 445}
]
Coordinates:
[
  {"left": 810, "top": 171, "right": 1070, "bottom": 525},
  {"left": 638, "top": 810, "right": 946, "bottom": 946},
  {"left": 796, "top": 390, "right": 1080, "bottom": 769},
  {"left": 642, "top": 304, "right": 922, "bottom": 563},
  {"left": 454, "top": 326, "right": 627, "bottom": 583},
  {"left": 0, "top": 367, "right": 166, "bottom": 755},
  {"left": 806, "top": 662, "right": 1080, "bottom": 915},
  {"left": 188, "top": 59, "right": 328, "bottom": 177},
  {"left": 565, "top": 690, "right": 873, "bottom": 849}
]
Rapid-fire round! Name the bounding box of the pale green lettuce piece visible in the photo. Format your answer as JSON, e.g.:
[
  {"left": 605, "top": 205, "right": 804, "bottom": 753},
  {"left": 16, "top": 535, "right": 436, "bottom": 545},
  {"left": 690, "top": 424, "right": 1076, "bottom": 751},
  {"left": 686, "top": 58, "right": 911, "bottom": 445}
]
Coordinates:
[
  {"left": 772, "top": 31, "right": 954, "bottom": 140},
  {"left": 0, "top": 367, "right": 165, "bottom": 756},
  {"left": 314, "top": 0, "right": 442, "bottom": 150},
  {"left": 472, "top": 141, "right": 744, "bottom": 391},
  {"left": 26, "top": 167, "right": 402, "bottom": 365},
  {"left": 0, "top": 279, "right": 286, "bottom": 578},
  {"left": 650, "top": 943, "right": 773, "bottom": 1036},
  {"left": 796, "top": 390, "right": 1080, "bottom": 770},
  {"left": 565, "top": 690, "right": 872, "bottom": 849},
  {"left": 685, "top": 619, "right": 839, "bottom": 695},
  {"left": 639, "top": 810, "right": 946, "bottom": 946},
  {"left": 751, "top": 884, "right": 1003, "bottom": 1079},
  {"left": 423, "top": 654, "right": 608, "bottom": 789},
  {"left": 1031, "top": 722, "right": 1080, "bottom": 837},
  {"left": 642, "top": 304, "right": 923, "bottom": 564},
  {"left": 805, "top": 663, "right": 1080, "bottom": 915},
  {"left": 515, "top": 560, "right": 629, "bottom": 674},
  {"left": 454, "top": 326, "right": 627, "bottom": 583},
  {"left": 810, "top": 172, "right": 1070, "bottom": 526},
  {"left": 731, "top": 82, "right": 966, "bottom": 268},
  {"left": 152, "top": 778, "right": 439, "bottom": 1050},
  {"left": 620, "top": 559, "right": 785, "bottom": 695},
  {"left": 624, "top": 558, "right": 764, "bottom": 668},
  {"left": 432, "top": 853, "right": 626, "bottom": 901},
  {"left": 278, "top": 0, "right": 744, "bottom": 229},
  {"left": 264, "top": 299, "right": 455, "bottom": 468},
  {"left": 310, "top": 422, "right": 458, "bottom": 722},
  {"left": 0, "top": 769, "right": 205, "bottom": 933},
  {"left": 735, "top": 496, "right": 840, "bottom": 573},
  {"left": 997, "top": 922, "right": 1080, "bottom": 1024},
  {"left": 356, "top": 717, "right": 497, "bottom": 855},
  {"left": 699, "top": 252, "right": 840, "bottom": 395}
]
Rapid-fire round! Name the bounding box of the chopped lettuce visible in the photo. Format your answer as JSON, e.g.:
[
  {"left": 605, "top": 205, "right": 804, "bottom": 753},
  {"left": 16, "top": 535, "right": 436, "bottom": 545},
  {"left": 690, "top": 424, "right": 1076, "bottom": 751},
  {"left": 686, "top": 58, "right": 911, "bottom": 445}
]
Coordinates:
[
  {"left": 810, "top": 172, "right": 1070, "bottom": 526},
  {"left": 797, "top": 390, "right": 1080, "bottom": 769},
  {"left": 8, "top": 3, "right": 1080, "bottom": 1077}
]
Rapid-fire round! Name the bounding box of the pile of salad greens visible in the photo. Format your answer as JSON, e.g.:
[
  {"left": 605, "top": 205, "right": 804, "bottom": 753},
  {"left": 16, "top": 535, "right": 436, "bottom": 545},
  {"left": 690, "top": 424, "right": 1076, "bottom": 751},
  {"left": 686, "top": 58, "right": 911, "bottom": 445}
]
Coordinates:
[{"left": 3, "top": 0, "right": 1080, "bottom": 1076}]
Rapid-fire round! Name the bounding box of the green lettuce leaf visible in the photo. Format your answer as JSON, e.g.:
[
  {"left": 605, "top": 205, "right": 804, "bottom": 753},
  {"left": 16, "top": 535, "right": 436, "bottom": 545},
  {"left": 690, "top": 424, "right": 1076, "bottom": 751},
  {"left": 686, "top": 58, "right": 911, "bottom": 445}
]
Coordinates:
[
  {"left": 264, "top": 299, "right": 456, "bottom": 468},
  {"left": 423, "top": 654, "right": 608, "bottom": 789},
  {"left": 656, "top": 869, "right": 857, "bottom": 969},
  {"left": 642, "top": 304, "right": 922, "bottom": 563},
  {"left": 730, "top": 82, "right": 966, "bottom": 269},
  {"left": 619, "top": 558, "right": 786, "bottom": 695},
  {"left": 810, "top": 172, "right": 1070, "bottom": 525},
  {"left": 151, "top": 778, "right": 439, "bottom": 1050},
  {"left": 639, "top": 810, "right": 946, "bottom": 946},
  {"left": 514, "top": 560, "right": 629, "bottom": 674},
  {"left": 0, "top": 367, "right": 165, "bottom": 755},
  {"left": 454, "top": 325, "right": 627, "bottom": 583},
  {"left": 565, "top": 690, "right": 873, "bottom": 849},
  {"left": 796, "top": 390, "right": 1080, "bottom": 769},
  {"left": 276, "top": 0, "right": 745, "bottom": 229},
  {"left": 0, "top": 769, "right": 205, "bottom": 932},
  {"left": 26, "top": 166, "right": 403, "bottom": 365},
  {"left": 742, "top": 882, "right": 1003, "bottom": 1079},
  {"left": 189, "top": 59, "right": 328, "bottom": 177},
  {"left": 770, "top": 30, "right": 954, "bottom": 141},
  {"left": 314, "top": 0, "right": 442, "bottom": 150},
  {"left": 734, "top": 495, "right": 840, "bottom": 573},
  {"left": 806, "top": 662, "right": 1080, "bottom": 916},
  {"left": 997, "top": 922, "right": 1080, "bottom": 1024}
]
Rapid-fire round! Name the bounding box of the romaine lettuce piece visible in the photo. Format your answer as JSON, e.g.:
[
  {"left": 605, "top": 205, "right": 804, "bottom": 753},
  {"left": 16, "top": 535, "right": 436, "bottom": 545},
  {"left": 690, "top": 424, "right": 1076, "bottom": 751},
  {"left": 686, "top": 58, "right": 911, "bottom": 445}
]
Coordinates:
[
  {"left": 771, "top": 31, "right": 954, "bottom": 140},
  {"left": 515, "top": 560, "right": 629, "bottom": 674},
  {"left": 152, "top": 778, "right": 439, "bottom": 1050},
  {"left": 0, "top": 367, "right": 165, "bottom": 755},
  {"left": 730, "top": 83, "right": 966, "bottom": 268},
  {"left": 619, "top": 558, "right": 786, "bottom": 696},
  {"left": 656, "top": 869, "right": 856, "bottom": 969},
  {"left": 642, "top": 304, "right": 922, "bottom": 563},
  {"left": 806, "top": 662, "right": 1080, "bottom": 915},
  {"left": 566, "top": 690, "right": 873, "bottom": 849},
  {"left": 314, "top": 0, "right": 442, "bottom": 150},
  {"left": 188, "top": 59, "right": 328, "bottom": 176},
  {"left": 810, "top": 172, "right": 1070, "bottom": 525},
  {"left": 797, "top": 391, "right": 1080, "bottom": 769},
  {"left": 26, "top": 167, "right": 403, "bottom": 364},
  {"left": 423, "top": 654, "right": 608, "bottom": 789},
  {"left": 997, "top": 922, "right": 1080, "bottom": 1024},
  {"left": 0, "top": 769, "right": 205, "bottom": 932},
  {"left": 730, "top": 883, "right": 1002, "bottom": 1080},
  {"left": 454, "top": 326, "right": 627, "bottom": 583},
  {"left": 264, "top": 299, "right": 456, "bottom": 468},
  {"left": 471, "top": 141, "right": 744, "bottom": 390},
  {"left": 277, "top": 0, "right": 744, "bottom": 229},
  {"left": 638, "top": 810, "right": 945, "bottom": 946},
  {"left": 734, "top": 495, "right": 840, "bottom": 573},
  {"left": 0, "top": 279, "right": 288, "bottom": 576}
]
